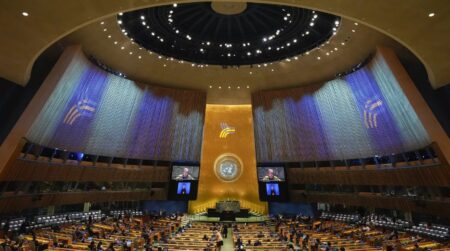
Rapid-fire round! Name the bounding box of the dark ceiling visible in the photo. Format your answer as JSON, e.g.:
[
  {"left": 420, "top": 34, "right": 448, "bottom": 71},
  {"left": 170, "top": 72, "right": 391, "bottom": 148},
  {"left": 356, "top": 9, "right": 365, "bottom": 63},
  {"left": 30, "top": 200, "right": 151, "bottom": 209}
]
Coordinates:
[{"left": 119, "top": 2, "right": 340, "bottom": 66}]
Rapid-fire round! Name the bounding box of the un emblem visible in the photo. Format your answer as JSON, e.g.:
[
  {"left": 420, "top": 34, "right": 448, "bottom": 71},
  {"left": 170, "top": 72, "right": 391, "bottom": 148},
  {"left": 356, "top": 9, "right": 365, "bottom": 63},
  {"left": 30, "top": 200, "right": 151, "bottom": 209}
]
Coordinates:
[{"left": 214, "top": 154, "right": 243, "bottom": 182}]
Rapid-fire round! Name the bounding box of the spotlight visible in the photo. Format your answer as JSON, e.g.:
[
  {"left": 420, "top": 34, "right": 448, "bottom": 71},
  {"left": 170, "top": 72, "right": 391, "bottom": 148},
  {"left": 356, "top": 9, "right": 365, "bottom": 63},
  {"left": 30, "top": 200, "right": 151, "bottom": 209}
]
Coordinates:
[
  {"left": 22, "top": 12, "right": 29, "bottom": 17},
  {"left": 428, "top": 12, "right": 435, "bottom": 17}
]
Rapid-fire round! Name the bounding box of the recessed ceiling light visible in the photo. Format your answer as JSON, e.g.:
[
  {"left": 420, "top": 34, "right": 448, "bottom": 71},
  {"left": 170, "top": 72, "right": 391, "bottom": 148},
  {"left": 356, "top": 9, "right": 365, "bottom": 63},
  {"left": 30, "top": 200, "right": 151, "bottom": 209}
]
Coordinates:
[
  {"left": 163, "top": 64, "right": 167, "bottom": 67},
  {"left": 121, "top": 46, "right": 125, "bottom": 50},
  {"left": 228, "top": 86, "right": 231, "bottom": 89},
  {"left": 317, "top": 56, "right": 321, "bottom": 60},
  {"left": 246, "top": 85, "right": 250, "bottom": 89},
  {"left": 237, "top": 86, "right": 240, "bottom": 89},
  {"left": 138, "top": 56, "right": 142, "bottom": 59},
  {"left": 354, "top": 22, "right": 359, "bottom": 26},
  {"left": 428, "top": 12, "right": 435, "bottom": 17},
  {"left": 22, "top": 11, "right": 29, "bottom": 17},
  {"left": 352, "top": 29, "right": 355, "bottom": 32},
  {"left": 107, "top": 35, "right": 111, "bottom": 38},
  {"left": 219, "top": 86, "right": 222, "bottom": 89},
  {"left": 114, "top": 41, "right": 118, "bottom": 44},
  {"left": 209, "top": 85, "right": 212, "bottom": 88},
  {"left": 173, "top": 3, "right": 178, "bottom": 7},
  {"left": 103, "top": 28, "right": 107, "bottom": 32},
  {"left": 100, "top": 21, "right": 104, "bottom": 25}
]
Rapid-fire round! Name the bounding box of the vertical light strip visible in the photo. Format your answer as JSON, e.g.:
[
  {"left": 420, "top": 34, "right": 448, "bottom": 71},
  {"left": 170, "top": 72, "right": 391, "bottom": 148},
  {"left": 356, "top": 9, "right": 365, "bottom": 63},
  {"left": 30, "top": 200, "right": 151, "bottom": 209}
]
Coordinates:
[{"left": 369, "top": 54, "right": 430, "bottom": 151}]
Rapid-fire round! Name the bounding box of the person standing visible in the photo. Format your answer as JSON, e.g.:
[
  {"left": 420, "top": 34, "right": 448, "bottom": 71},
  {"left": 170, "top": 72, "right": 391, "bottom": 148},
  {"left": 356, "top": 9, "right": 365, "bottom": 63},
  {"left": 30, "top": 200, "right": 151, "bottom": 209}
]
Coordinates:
[{"left": 222, "top": 225, "right": 228, "bottom": 238}]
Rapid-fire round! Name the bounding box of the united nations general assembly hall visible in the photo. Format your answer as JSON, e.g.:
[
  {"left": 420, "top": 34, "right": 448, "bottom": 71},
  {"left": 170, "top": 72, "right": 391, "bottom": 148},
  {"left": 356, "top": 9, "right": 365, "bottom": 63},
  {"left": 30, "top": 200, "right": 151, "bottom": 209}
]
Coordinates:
[{"left": 0, "top": 1, "right": 449, "bottom": 250}]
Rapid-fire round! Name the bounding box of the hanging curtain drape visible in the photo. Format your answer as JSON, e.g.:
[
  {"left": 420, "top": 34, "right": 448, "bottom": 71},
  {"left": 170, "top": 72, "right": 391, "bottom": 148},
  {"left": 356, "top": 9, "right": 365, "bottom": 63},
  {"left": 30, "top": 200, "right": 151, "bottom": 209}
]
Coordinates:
[
  {"left": 252, "top": 51, "right": 430, "bottom": 162},
  {"left": 27, "top": 50, "right": 206, "bottom": 161}
]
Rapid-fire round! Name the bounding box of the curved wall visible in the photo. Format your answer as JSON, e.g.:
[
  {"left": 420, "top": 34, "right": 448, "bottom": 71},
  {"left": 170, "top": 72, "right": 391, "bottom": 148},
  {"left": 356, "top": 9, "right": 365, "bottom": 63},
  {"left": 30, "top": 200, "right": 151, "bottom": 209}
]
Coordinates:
[
  {"left": 252, "top": 51, "right": 430, "bottom": 162},
  {"left": 27, "top": 49, "right": 206, "bottom": 161}
]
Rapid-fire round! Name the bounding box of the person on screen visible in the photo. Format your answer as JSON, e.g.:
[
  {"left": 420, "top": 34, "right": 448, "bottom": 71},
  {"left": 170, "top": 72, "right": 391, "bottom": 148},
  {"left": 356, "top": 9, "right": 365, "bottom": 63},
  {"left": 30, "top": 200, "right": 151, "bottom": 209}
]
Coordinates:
[
  {"left": 181, "top": 184, "right": 187, "bottom": 195},
  {"left": 175, "top": 167, "right": 195, "bottom": 180},
  {"left": 262, "top": 168, "right": 281, "bottom": 181},
  {"left": 270, "top": 185, "right": 277, "bottom": 196}
]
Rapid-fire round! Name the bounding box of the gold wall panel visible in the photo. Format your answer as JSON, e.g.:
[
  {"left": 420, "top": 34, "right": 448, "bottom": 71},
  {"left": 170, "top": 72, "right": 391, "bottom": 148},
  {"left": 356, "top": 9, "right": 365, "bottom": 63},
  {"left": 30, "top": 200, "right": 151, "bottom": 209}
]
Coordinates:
[{"left": 189, "top": 105, "right": 267, "bottom": 214}]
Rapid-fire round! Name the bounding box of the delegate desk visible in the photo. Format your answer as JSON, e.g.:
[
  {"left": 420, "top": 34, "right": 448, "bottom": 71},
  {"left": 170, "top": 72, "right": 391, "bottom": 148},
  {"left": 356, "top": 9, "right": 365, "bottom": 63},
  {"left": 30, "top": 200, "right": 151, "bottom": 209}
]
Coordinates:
[{"left": 207, "top": 200, "right": 250, "bottom": 221}]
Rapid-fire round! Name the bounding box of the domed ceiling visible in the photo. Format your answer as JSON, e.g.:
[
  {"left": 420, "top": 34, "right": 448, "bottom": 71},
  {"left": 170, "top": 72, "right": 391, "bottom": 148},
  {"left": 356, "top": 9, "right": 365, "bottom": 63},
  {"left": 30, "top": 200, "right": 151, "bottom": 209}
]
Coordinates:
[
  {"left": 60, "top": 1, "right": 407, "bottom": 104},
  {"left": 118, "top": 2, "right": 340, "bottom": 65}
]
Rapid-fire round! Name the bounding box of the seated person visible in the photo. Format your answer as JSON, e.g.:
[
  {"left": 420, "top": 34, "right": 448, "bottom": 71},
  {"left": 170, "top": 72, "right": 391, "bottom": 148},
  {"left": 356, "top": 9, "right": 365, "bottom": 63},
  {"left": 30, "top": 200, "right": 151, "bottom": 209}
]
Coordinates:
[
  {"left": 262, "top": 169, "right": 281, "bottom": 181},
  {"left": 254, "top": 240, "right": 262, "bottom": 246},
  {"left": 257, "top": 231, "right": 265, "bottom": 238},
  {"left": 236, "top": 236, "right": 243, "bottom": 247},
  {"left": 175, "top": 167, "right": 195, "bottom": 180}
]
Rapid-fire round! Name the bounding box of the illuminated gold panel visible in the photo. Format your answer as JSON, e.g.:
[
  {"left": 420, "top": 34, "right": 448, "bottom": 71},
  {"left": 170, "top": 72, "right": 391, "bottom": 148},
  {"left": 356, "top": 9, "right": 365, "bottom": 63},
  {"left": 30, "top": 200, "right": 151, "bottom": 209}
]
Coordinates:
[{"left": 189, "top": 105, "right": 267, "bottom": 214}]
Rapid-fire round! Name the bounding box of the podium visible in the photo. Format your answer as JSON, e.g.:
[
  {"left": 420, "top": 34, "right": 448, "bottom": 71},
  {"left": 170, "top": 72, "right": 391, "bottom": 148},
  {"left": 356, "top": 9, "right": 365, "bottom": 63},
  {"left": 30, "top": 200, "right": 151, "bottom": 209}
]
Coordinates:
[{"left": 207, "top": 200, "right": 250, "bottom": 221}]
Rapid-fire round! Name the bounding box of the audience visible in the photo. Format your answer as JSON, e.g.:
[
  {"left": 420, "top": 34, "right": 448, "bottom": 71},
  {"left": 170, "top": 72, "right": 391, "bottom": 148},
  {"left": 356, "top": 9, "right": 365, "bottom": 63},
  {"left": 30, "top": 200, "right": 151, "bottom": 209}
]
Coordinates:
[{"left": 0, "top": 210, "right": 448, "bottom": 250}]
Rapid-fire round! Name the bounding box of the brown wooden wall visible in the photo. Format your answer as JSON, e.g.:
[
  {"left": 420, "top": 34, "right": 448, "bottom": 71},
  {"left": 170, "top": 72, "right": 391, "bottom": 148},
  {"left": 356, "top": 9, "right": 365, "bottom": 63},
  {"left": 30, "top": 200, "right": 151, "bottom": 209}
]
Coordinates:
[
  {"left": 0, "top": 158, "right": 170, "bottom": 182},
  {"left": 0, "top": 189, "right": 166, "bottom": 214},
  {"left": 286, "top": 142, "right": 450, "bottom": 216},
  {"left": 287, "top": 163, "right": 450, "bottom": 187},
  {"left": 290, "top": 191, "right": 450, "bottom": 217}
]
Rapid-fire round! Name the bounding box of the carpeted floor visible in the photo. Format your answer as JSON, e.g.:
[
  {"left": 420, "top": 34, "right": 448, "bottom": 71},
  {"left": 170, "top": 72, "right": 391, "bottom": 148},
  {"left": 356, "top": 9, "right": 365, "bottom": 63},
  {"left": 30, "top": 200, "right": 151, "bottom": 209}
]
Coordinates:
[{"left": 222, "top": 228, "right": 234, "bottom": 251}]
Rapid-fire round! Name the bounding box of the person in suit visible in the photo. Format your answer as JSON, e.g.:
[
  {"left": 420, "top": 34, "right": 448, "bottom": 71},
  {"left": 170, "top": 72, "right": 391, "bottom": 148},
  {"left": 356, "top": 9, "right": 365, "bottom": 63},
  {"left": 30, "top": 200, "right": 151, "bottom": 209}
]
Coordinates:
[
  {"left": 262, "top": 169, "right": 281, "bottom": 182},
  {"left": 175, "top": 167, "right": 195, "bottom": 180}
]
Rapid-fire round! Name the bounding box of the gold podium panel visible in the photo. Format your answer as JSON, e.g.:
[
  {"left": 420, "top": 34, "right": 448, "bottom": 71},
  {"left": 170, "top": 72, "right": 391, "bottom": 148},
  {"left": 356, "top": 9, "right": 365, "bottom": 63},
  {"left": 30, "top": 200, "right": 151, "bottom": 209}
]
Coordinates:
[{"left": 189, "top": 105, "right": 267, "bottom": 214}]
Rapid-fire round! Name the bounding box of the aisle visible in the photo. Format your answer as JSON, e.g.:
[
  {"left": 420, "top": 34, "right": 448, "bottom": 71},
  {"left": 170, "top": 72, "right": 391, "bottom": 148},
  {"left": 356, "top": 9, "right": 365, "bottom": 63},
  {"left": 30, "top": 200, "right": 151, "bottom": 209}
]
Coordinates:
[{"left": 222, "top": 228, "right": 234, "bottom": 251}]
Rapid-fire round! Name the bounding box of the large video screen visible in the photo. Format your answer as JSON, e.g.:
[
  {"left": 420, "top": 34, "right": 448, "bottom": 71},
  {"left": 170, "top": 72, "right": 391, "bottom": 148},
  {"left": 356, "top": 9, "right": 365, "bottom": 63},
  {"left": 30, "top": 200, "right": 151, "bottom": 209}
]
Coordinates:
[
  {"left": 257, "top": 167, "right": 285, "bottom": 182},
  {"left": 266, "top": 183, "right": 280, "bottom": 196},
  {"left": 176, "top": 182, "right": 191, "bottom": 195},
  {"left": 171, "top": 165, "right": 199, "bottom": 180}
]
